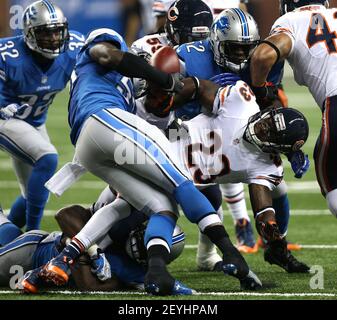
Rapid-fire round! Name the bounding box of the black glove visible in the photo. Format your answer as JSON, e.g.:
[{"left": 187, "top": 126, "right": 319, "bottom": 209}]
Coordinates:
[
  {"left": 251, "top": 84, "right": 278, "bottom": 110},
  {"left": 163, "top": 73, "right": 184, "bottom": 94}
]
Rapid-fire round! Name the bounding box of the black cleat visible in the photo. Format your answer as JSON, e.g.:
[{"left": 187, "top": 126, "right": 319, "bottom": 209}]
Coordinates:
[{"left": 264, "top": 239, "right": 310, "bottom": 273}]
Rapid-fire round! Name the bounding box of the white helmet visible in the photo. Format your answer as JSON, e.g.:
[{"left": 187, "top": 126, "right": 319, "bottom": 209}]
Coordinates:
[
  {"left": 125, "top": 224, "right": 185, "bottom": 266},
  {"left": 22, "top": 0, "right": 69, "bottom": 59},
  {"left": 209, "top": 8, "right": 260, "bottom": 73}
]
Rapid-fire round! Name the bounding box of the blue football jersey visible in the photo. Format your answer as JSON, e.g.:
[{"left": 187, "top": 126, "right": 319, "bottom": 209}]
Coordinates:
[
  {"left": 176, "top": 39, "right": 285, "bottom": 120},
  {"left": 32, "top": 231, "right": 63, "bottom": 268},
  {"left": 0, "top": 31, "right": 85, "bottom": 127},
  {"left": 68, "top": 28, "right": 136, "bottom": 145}
]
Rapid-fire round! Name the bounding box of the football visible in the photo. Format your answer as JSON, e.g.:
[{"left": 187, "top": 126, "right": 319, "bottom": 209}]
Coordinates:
[{"left": 150, "top": 46, "right": 180, "bottom": 74}]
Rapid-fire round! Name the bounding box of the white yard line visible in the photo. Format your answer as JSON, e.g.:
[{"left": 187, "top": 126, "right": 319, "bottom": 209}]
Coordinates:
[
  {"left": 185, "top": 244, "right": 337, "bottom": 249},
  {"left": 0, "top": 290, "right": 335, "bottom": 297}
]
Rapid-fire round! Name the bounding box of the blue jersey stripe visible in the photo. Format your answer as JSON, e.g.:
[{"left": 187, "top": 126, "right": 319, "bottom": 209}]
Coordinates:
[
  {"left": 233, "top": 8, "right": 249, "bottom": 38},
  {"left": 93, "top": 109, "right": 188, "bottom": 187},
  {"left": 0, "top": 233, "right": 44, "bottom": 256},
  {"left": 42, "top": 0, "right": 58, "bottom": 22},
  {"left": 0, "top": 133, "right": 35, "bottom": 165}
]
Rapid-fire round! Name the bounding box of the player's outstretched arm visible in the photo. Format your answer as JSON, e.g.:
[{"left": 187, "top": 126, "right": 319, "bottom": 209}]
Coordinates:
[{"left": 89, "top": 42, "right": 182, "bottom": 92}]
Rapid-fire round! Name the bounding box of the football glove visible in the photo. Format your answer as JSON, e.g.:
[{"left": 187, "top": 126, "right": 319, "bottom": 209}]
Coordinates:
[
  {"left": 287, "top": 150, "right": 310, "bottom": 179},
  {"left": 210, "top": 73, "right": 240, "bottom": 87},
  {"left": 0, "top": 103, "right": 29, "bottom": 120},
  {"left": 163, "top": 72, "right": 184, "bottom": 94},
  {"left": 251, "top": 83, "right": 278, "bottom": 110},
  {"left": 90, "top": 249, "right": 112, "bottom": 282}
]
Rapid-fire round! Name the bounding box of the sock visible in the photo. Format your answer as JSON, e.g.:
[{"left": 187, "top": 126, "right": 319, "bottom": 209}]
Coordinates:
[
  {"left": 202, "top": 224, "right": 230, "bottom": 254},
  {"left": 26, "top": 154, "right": 58, "bottom": 230},
  {"left": 144, "top": 213, "right": 175, "bottom": 251},
  {"left": 60, "top": 237, "right": 85, "bottom": 261},
  {"left": 173, "top": 181, "right": 215, "bottom": 223},
  {"left": 221, "top": 183, "right": 250, "bottom": 222},
  {"left": 7, "top": 196, "right": 27, "bottom": 228},
  {"left": 273, "top": 194, "right": 290, "bottom": 236},
  {"left": 0, "top": 214, "right": 23, "bottom": 246}
]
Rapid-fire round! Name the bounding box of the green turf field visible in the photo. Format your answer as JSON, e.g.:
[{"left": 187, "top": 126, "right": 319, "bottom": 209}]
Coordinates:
[{"left": 1, "top": 70, "right": 337, "bottom": 300}]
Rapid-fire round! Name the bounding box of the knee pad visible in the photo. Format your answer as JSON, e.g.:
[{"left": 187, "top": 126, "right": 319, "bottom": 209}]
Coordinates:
[{"left": 326, "top": 189, "right": 337, "bottom": 217}]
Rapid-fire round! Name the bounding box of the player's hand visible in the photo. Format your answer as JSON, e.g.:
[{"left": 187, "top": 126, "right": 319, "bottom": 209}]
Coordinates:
[
  {"left": 90, "top": 250, "right": 111, "bottom": 281},
  {"left": 287, "top": 150, "right": 310, "bottom": 179},
  {"left": 251, "top": 83, "right": 278, "bottom": 110},
  {"left": 163, "top": 72, "right": 184, "bottom": 93},
  {"left": 0, "top": 103, "right": 29, "bottom": 120},
  {"left": 210, "top": 73, "right": 240, "bottom": 86}
]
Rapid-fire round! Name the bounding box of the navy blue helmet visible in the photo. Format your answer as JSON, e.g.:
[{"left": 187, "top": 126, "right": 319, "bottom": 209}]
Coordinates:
[
  {"left": 280, "top": 0, "right": 329, "bottom": 15},
  {"left": 165, "top": 0, "right": 213, "bottom": 46},
  {"left": 244, "top": 107, "right": 309, "bottom": 154}
]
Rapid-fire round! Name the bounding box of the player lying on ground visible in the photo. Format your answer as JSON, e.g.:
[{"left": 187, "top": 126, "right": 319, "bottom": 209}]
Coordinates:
[{"left": 0, "top": 194, "right": 184, "bottom": 293}]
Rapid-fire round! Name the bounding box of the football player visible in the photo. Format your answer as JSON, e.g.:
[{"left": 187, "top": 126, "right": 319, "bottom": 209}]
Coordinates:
[
  {"left": 133, "top": 0, "right": 257, "bottom": 272},
  {"left": 152, "top": 0, "right": 249, "bottom": 32},
  {"left": 39, "top": 27, "right": 261, "bottom": 296},
  {"left": 145, "top": 74, "right": 311, "bottom": 274},
  {"left": 250, "top": 1, "right": 337, "bottom": 219},
  {"left": 0, "top": 1, "right": 84, "bottom": 231},
  {"left": 175, "top": 8, "right": 309, "bottom": 260},
  {"left": 0, "top": 203, "right": 185, "bottom": 293},
  {"left": 132, "top": 0, "right": 227, "bottom": 272}
]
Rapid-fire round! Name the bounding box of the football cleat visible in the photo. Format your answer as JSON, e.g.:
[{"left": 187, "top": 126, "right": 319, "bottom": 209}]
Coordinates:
[
  {"left": 19, "top": 266, "right": 44, "bottom": 294},
  {"left": 223, "top": 264, "right": 262, "bottom": 290},
  {"left": 171, "top": 280, "right": 195, "bottom": 295},
  {"left": 239, "top": 270, "right": 263, "bottom": 290},
  {"left": 235, "top": 219, "right": 258, "bottom": 254},
  {"left": 40, "top": 255, "right": 72, "bottom": 286},
  {"left": 264, "top": 239, "right": 310, "bottom": 273}
]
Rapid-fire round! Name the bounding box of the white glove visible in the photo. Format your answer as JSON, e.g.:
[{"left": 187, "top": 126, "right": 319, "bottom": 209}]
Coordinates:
[
  {"left": 0, "top": 103, "right": 29, "bottom": 120},
  {"left": 91, "top": 250, "right": 112, "bottom": 282}
]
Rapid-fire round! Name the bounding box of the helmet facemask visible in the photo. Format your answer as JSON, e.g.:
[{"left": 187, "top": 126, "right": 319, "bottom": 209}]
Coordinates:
[
  {"left": 125, "top": 223, "right": 185, "bottom": 266},
  {"left": 217, "top": 40, "right": 259, "bottom": 73},
  {"left": 26, "top": 23, "right": 69, "bottom": 59}
]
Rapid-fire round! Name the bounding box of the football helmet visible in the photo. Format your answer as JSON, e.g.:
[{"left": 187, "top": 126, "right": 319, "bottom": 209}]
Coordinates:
[
  {"left": 244, "top": 107, "right": 309, "bottom": 154},
  {"left": 279, "top": 0, "right": 329, "bottom": 15},
  {"left": 165, "top": 0, "right": 213, "bottom": 46},
  {"left": 209, "top": 8, "right": 260, "bottom": 73},
  {"left": 125, "top": 223, "right": 185, "bottom": 266},
  {"left": 22, "top": 0, "right": 69, "bottom": 59}
]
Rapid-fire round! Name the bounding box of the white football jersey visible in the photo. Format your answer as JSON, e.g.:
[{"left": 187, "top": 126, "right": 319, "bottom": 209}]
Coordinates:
[
  {"left": 131, "top": 33, "right": 174, "bottom": 129},
  {"left": 172, "top": 81, "right": 283, "bottom": 189},
  {"left": 271, "top": 5, "right": 337, "bottom": 109},
  {"left": 152, "top": 0, "right": 241, "bottom": 18},
  {"left": 131, "top": 32, "right": 170, "bottom": 56}
]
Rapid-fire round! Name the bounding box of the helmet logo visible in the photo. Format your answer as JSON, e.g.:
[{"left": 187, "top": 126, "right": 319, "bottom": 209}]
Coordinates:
[
  {"left": 25, "top": 6, "right": 38, "bottom": 23},
  {"left": 167, "top": 6, "right": 179, "bottom": 22},
  {"left": 293, "top": 140, "right": 305, "bottom": 151}
]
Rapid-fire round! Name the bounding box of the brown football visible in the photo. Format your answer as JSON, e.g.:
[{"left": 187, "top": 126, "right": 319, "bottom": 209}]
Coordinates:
[{"left": 150, "top": 46, "right": 180, "bottom": 74}]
